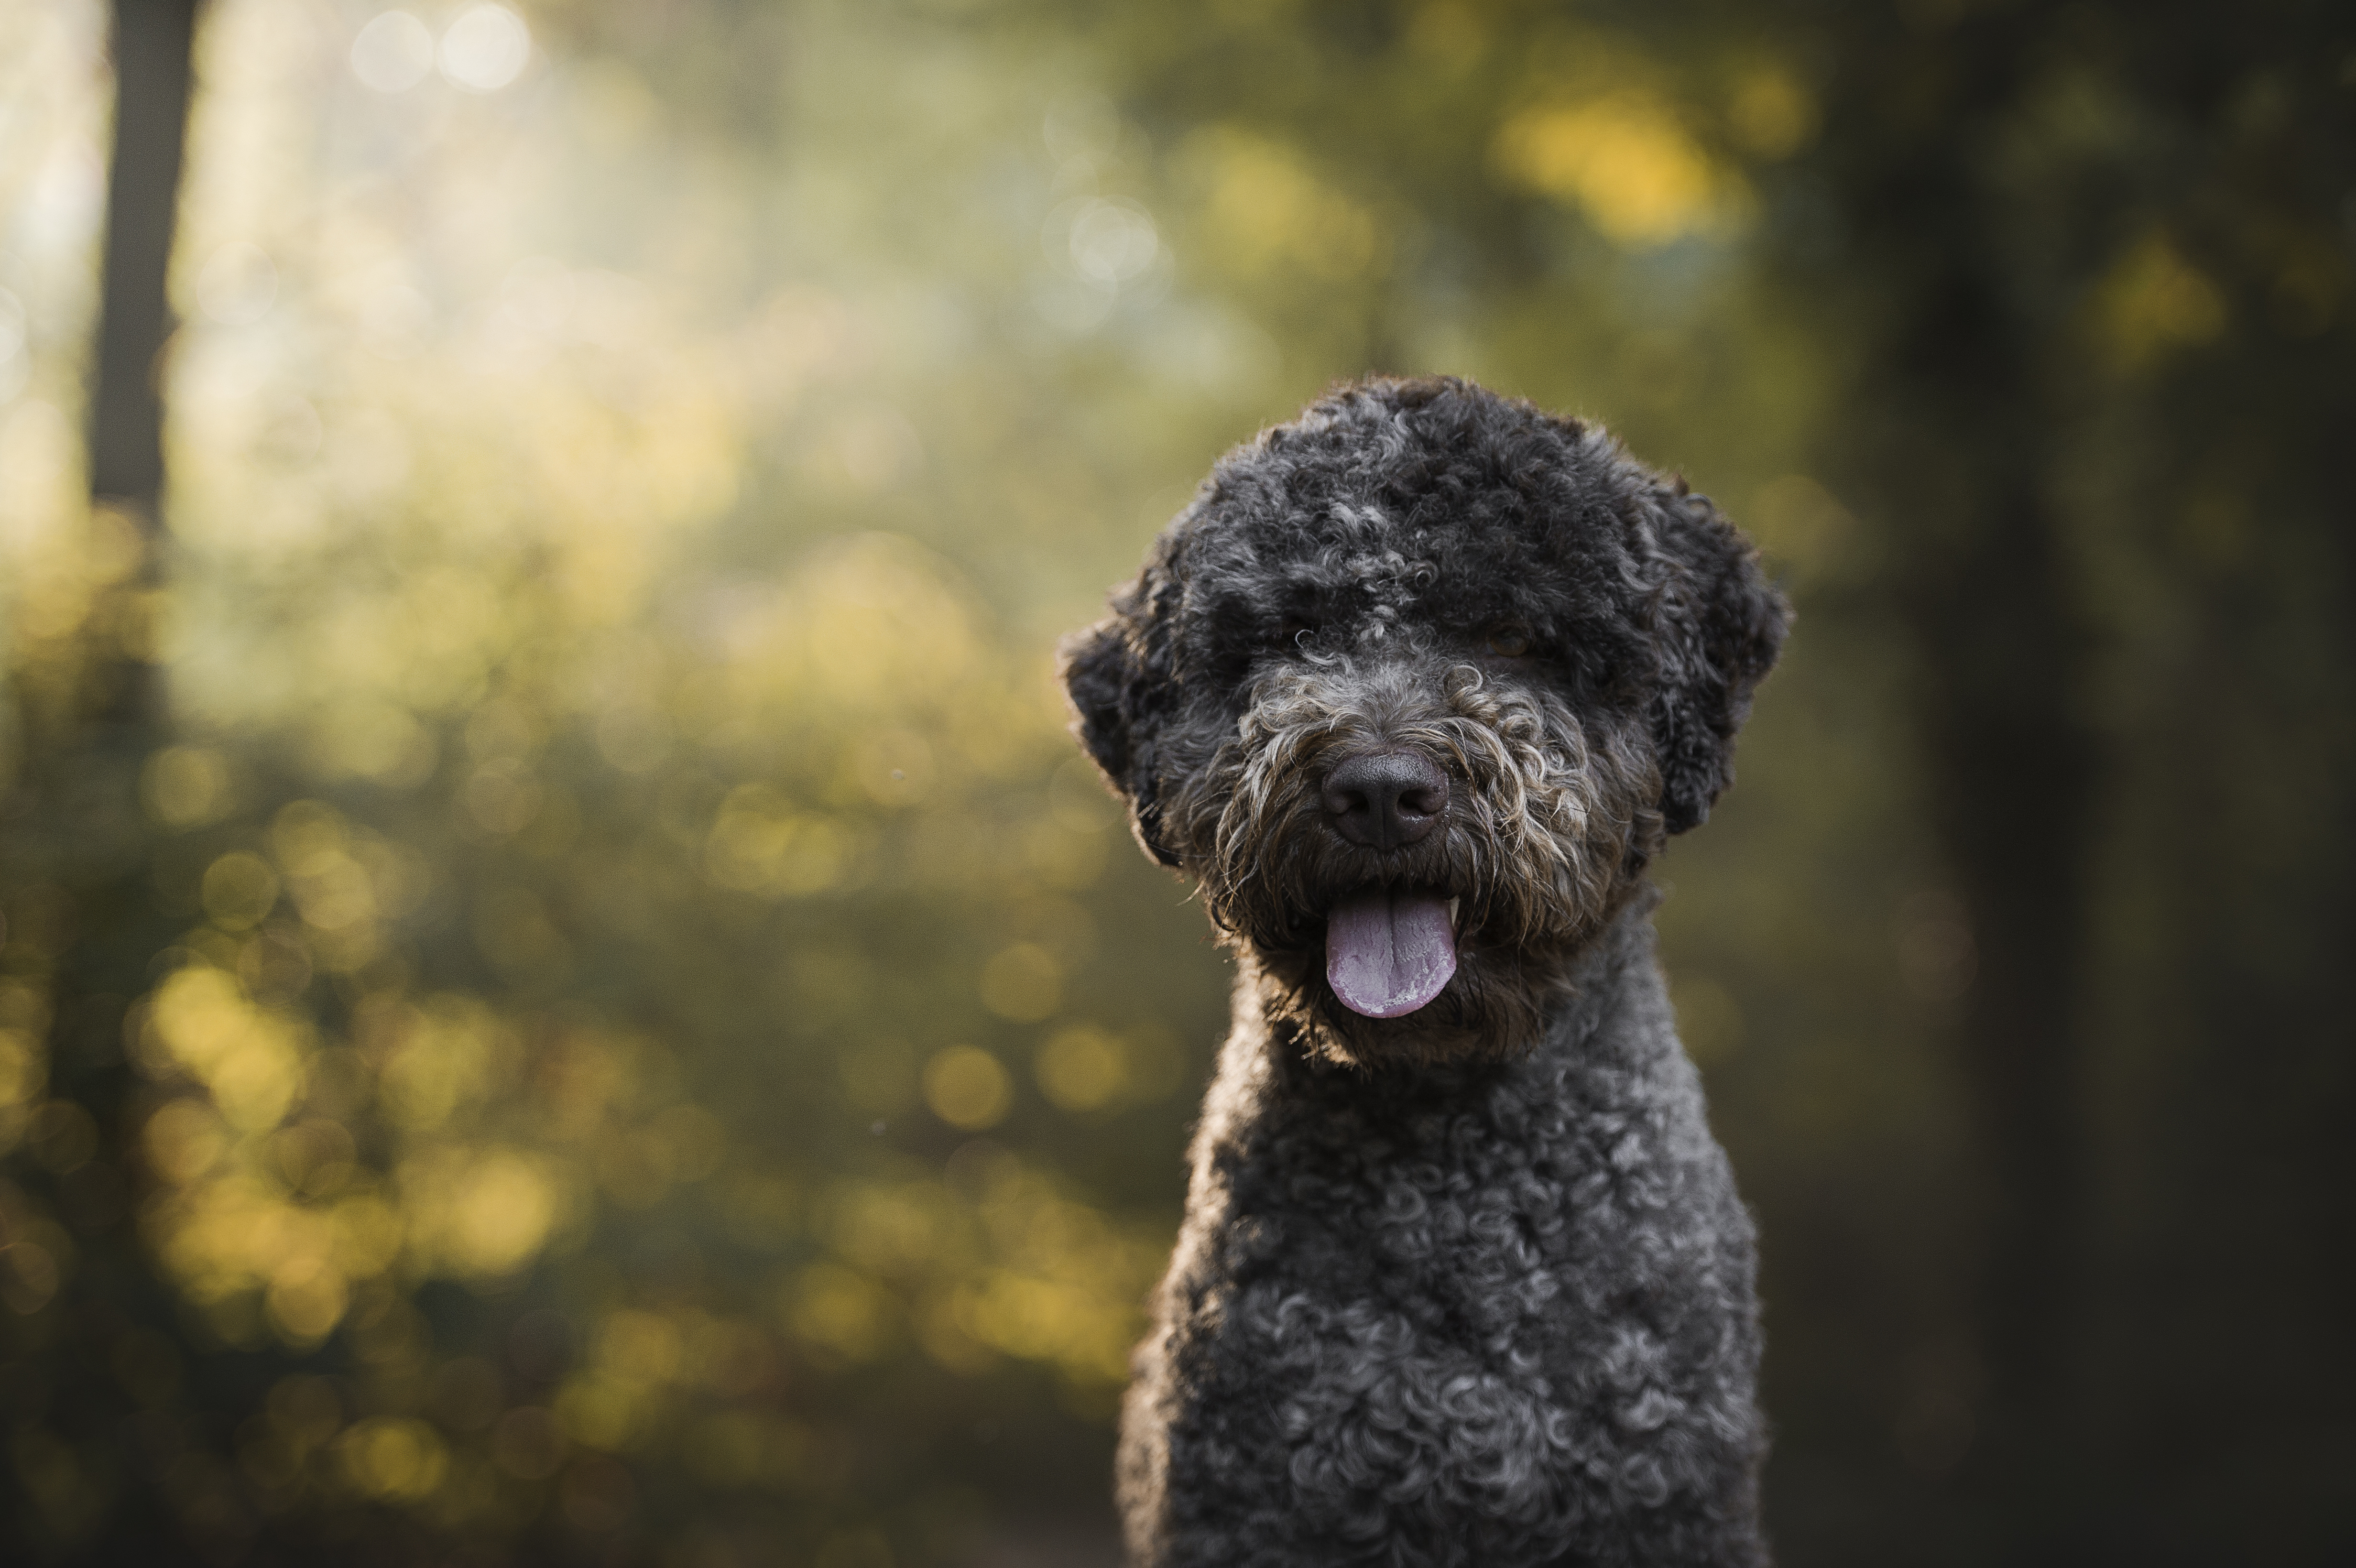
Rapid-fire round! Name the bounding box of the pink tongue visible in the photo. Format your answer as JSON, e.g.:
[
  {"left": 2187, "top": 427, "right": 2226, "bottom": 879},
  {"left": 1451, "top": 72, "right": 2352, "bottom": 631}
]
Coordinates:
[{"left": 1325, "top": 889, "right": 1458, "bottom": 1019}]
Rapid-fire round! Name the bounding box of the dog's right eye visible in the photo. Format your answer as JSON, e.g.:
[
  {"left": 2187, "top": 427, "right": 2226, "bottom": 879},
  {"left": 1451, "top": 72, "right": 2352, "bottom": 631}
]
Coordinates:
[{"left": 1483, "top": 623, "right": 1534, "bottom": 658}]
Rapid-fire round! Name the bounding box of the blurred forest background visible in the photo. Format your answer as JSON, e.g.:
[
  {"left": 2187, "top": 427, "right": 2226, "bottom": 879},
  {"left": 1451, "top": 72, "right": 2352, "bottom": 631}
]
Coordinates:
[{"left": 1, "top": 0, "right": 2350, "bottom": 1563}]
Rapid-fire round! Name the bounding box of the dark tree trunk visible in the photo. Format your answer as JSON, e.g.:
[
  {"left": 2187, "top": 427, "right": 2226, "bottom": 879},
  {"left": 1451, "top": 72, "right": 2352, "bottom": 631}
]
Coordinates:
[
  {"left": 65, "top": 0, "right": 201, "bottom": 741},
  {"left": 0, "top": 4, "right": 203, "bottom": 1555},
  {"left": 1805, "top": 10, "right": 2103, "bottom": 1531},
  {"left": 1918, "top": 459, "right": 2096, "bottom": 1511},
  {"left": 45, "top": 0, "right": 201, "bottom": 1006},
  {"left": 91, "top": 0, "right": 199, "bottom": 527}
]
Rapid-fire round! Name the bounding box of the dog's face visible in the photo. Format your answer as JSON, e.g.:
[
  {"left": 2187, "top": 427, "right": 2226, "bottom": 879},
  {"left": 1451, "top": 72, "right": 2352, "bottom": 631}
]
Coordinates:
[{"left": 1063, "top": 378, "right": 1787, "bottom": 1066}]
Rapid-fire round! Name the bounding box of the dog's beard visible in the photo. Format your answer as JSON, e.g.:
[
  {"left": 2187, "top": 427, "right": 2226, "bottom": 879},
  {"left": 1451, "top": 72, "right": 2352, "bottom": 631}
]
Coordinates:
[{"left": 1167, "top": 660, "right": 1665, "bottom": 1067}]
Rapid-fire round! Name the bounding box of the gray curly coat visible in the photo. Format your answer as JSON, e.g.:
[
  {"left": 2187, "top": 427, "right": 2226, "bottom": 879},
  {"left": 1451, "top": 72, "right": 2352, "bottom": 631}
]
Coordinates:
[{"left": 1062, "top": 377, "right": 1787, "bottom": 1567}]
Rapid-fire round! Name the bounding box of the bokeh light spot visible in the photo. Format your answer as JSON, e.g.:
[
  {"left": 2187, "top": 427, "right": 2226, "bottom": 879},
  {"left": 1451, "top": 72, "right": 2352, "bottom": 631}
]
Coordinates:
[
  {"left": 338, "top": 1416, "right": 447, "bottom": 1501},
  {"left": 1494, "top": 92, "right": 1738, "bottom": 246},
  {"left": 1177, "top": 129, "right": 1379, "bottom": 283},
  {"left": 144, "top": 1099, "right": 227, "bottom": 1184},
  {"left": 979, "top": 942, "right": 1062, "bottom": 1023},
  {"left": 1034, "top": 1025, "right": 1126, "bottom": 1113},
  {"left": 1067, "top": 198, "right": 1159, "bottom": 284},
  {"left": 788, "top": 1263, "right": 890, "bottom": 1361},
  {"left": 923, "top": 1046, "right": 1012, "bottom": 1131},
  {"left": 1728, "top": 66, "right": 1819, "bottom": 159},
  {"left": 349, "top": 12, "right": 435, "bottom": 94},
  {"left": 2097, "top": 233, "right": 2228, "bottom": 369},
  {"left": 140, "top": 746, "right": 232, "bottom": 828},
  {"left": 1, "top": 1238, "right": 61, "bottom": 1315},
  {"left": 265, "top": 1255, "right": 349, "bottom": 1345},
  {"left": 447, "top": 1150, "right": 559, "bottom": 1276},
  {"left": 0, "top": 1025, "right": 48, "bottom": 1114},
  {"left": 439, "top": 6, "right": 532, "bottom": 93},
  {"left": 200, "top": 852, "right": 280, "bottom": 930},
  {"left": 465, "top": 759, "right": 545, "bottom": 836}
]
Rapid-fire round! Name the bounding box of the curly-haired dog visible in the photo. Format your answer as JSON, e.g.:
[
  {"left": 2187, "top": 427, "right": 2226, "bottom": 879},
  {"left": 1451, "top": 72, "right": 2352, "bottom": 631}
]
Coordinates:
[{"left": 1061, "top": 377, "right": 1789, "bottom": 1567}]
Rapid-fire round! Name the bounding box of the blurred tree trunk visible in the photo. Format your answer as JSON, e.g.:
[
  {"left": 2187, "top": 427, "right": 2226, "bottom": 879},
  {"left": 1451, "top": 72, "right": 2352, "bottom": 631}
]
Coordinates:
[
  {"left": 61, "top": 0, "right": 196, "bottom": 730},
  {"left": 94, "top": 0, "right": 199, "bottom": 542},
  {"left": 1798, "top": 8, "right": 2104, "bottom": 1530},
  {"left": 1, "top": 2, "right": 201, "bottom": 1552},
  {"left": 1767, "top": 0, "right": 2356, "bottom": 1551},
  {"left": 1901, "top": 319, "right": 2095, "bottom": 1516},
  {"left": 47, "top": 0, "right": 197, "bottom": 1091}
]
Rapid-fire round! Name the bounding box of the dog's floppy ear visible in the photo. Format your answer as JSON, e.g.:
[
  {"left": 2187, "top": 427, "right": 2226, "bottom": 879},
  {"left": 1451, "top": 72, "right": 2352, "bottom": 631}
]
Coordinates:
[
  {"left": 1645, "top": 485, "right": 1790, "bottom": 834},
  {"left": 1059, "top": 565, "right": 1185, "bottom": 867}
]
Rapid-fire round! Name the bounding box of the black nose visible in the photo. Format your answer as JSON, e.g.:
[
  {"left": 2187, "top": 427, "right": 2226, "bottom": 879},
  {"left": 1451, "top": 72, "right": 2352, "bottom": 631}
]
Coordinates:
[{"left": 1321, "top": 749, "right": 1450, "bottom": 852}]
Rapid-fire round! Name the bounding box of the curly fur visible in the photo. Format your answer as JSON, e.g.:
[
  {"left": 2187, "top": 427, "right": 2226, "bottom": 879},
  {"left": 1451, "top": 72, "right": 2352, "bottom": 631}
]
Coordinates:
[{"left": 1062, "top": 376, "right": 1788, "bottom": 1566}]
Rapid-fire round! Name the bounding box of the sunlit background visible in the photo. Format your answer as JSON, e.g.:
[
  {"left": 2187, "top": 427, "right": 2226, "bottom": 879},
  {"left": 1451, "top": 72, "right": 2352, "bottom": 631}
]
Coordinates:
[{"left": 2, "top": 2, "right": 2351, "bottom": 1565}]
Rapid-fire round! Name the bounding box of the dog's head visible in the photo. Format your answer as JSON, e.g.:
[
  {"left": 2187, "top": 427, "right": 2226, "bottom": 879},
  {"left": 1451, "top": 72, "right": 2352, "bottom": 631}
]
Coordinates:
[{"left": 1061, "top": 377, "right": 1787, "bottom": 1065}]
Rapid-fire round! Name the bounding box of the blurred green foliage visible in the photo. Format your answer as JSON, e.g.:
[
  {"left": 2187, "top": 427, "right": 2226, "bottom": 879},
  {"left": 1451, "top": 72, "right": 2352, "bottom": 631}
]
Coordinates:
[{"left": 2, "top": 0, "right": 2352, "bottom": 1565}]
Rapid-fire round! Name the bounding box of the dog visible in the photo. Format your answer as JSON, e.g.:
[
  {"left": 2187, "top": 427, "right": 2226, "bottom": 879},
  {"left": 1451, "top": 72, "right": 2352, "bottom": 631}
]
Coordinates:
[{"left": 1060, "top": 376, "right": 1788, "bottom": 1567}]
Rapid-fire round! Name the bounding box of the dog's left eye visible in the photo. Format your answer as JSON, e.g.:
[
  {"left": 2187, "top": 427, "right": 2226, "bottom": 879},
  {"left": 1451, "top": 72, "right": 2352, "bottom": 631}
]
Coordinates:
[
  {"left": 1273, "top": 618, "right": 1314, "bottom": 648},
  {"left": 1483, "top": 624, "right": 1534, "bottom": 658}
]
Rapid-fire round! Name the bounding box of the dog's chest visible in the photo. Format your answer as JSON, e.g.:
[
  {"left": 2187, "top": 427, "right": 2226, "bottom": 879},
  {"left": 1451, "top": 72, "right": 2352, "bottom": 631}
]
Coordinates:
[
  {"left": 1189, "top": 1050, "right": 1672, "bottom": 1531},
  {"left": 1140, "top": 935, "right": 1761, "bottom": 1564}
]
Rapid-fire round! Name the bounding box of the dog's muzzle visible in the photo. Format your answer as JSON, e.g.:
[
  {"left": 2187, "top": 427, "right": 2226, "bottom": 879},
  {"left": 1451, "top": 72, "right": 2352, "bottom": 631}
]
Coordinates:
[{"left": 1319, "top": 746, "right": 1459, "bottom": 1018}]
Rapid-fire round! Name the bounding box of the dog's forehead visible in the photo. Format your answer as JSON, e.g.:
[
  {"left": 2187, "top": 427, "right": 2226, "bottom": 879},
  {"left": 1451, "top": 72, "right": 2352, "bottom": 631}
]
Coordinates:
[{"left": 1173, "top": 462, "right": 1637, "bottom": 636}]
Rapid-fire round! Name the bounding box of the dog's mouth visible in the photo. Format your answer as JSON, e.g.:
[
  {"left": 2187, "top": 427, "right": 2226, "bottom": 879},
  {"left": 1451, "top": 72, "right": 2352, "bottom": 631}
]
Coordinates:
[{"left": 1323, "top": 887, "right": 1460, "bottom": 1019}]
